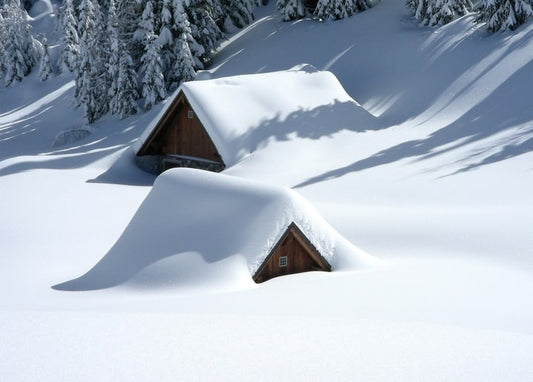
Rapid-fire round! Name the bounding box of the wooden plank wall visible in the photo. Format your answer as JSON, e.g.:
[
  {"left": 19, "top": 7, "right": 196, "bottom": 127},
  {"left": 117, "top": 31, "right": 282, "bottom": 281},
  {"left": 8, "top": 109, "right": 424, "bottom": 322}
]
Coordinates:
[
  {"left": 160, "top": 97, "right": 221, "bottom": 162},
  {"left": 254, "top": 227, "right": 329, "bottom": 283}
]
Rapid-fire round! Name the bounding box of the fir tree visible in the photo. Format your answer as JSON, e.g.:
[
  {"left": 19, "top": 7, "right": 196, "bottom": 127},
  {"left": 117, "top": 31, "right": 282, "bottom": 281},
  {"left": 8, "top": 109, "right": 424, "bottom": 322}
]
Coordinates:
[
  {"left": 220, "top": 0, "right": 255, "bottom": 30},
  {"left": 107, "top": 0, "right": 121, "bottom": 115},
  {"left": 39, "top": 37, "right": 53, "bottom": 81},
  {"left": 314, "top": 0, "right": 357, "bottom": 20},
  {"left": 139, "top": 1, "right": 166, "bottom": 109},
  {"left": 58, "top": 0, "right": 79, "bottom": 73},
  {"left": 117, "top": 0, "right": 144, "bottom": 66},
  {"left": 422, "top": 0, "right": 472, "bottom": 26},
  {"left": 158, "top": 0, "right": 176, "bottom": 89},
  {"left": 477, "top": 0, "right": 533, "bottom": 32},
  {"left": 184, "top": 0, "right": 225, "bottom": 64},
  {"left": 75, "top": 0, "right": 109, "bottom": 123},
  {"left": 0, "top": 13, "right": 6, "bottom": 79},
  {"left": 115, "top": 44, "right": 139, "bottom": 118},
  {"left": 173, "top": 0, "right": 205, "bottom": 70},
  {"left": 276, "top": 0, "right": 307, "bottom": 21},
  {"left": 108, "top": 0, "right": 138, "bottom": 118},
  {"left": 0, "top": 0, "right": 39, "bottom": 86},
  {"left": 355, "top": 0, "right": 370, "bottom": 12},
  {"left": 167, "top": 0, "right": 197, "bottom": 90}
]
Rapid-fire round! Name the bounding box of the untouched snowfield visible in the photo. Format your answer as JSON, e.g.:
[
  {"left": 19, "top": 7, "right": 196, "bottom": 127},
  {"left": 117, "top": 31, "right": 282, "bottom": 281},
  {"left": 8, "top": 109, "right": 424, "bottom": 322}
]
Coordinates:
[{"left": 1, "top": 1, "right": 532, "bottom": 380}]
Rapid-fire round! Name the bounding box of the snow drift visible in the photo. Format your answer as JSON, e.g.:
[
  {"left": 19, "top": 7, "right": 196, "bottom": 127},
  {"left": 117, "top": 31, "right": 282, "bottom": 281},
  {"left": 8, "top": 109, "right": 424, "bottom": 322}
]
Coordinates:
[{"left": 55, "top": 168, "right": 374, "bottom": 291}]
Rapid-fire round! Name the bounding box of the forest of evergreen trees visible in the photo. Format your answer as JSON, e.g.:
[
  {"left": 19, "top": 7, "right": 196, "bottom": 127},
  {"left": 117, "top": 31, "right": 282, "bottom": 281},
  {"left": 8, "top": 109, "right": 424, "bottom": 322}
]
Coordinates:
[{"left": 0, "top": 0, "right": 532, "bottom": 123}]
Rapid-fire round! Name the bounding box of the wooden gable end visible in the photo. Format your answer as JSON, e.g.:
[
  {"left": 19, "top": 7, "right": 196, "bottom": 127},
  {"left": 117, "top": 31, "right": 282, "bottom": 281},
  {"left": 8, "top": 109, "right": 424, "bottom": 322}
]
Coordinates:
[
  {"left": 137, "top": 92, "right": 224, "bottom": 166},
  {"left": 253, "top": 222, "right": 331, "bottom": 284}
]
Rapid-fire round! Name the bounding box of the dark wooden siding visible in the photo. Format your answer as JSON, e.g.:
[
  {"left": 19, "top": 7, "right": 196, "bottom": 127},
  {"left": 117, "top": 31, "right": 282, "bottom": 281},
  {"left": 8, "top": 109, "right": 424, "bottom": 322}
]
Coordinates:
[
  {"left": 138, "top": 92, "right": 223, "bottom": 163},
  {"left": 253, "top": 223, "right": 331, "bottom": 283}
]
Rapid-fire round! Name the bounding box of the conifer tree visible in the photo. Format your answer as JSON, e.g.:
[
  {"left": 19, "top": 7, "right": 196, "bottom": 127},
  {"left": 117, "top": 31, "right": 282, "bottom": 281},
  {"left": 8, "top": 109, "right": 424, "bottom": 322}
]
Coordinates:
[
  {"left": 115, "top": 44, "right": 139, "bottom": 118},
  {"left": 422, "top": 0, "right": 472, "bottom": 26},
  {"left": 139, "top": 1, "right": 166, "bottom": 109},
  {"left": 166, "top": 0, "right": 197, "bottom": 90},
  {"left": 276, "top": 0, "right": 307, "bottom": 21},
  {"left": 75, "top": 0, "right": 109, "bottom": 122},
  {"left": 117, "top": 0, "right": 144, "bottom": 66},
  {"left": 39, "top": 37, "right": 53, "bottom": 81},
  {"left": 108, "top": 0, "right": 138, "bottom": 118},
  {"left": 173, "top": 0, "right": 205, "bottom": 69},
  {"left": 0, "top": 0, "right": 40, "bottom": 86},
  {"left": 477, "top": 0, "right": 533, "bottom": 32},
  {"left": 355, "top": 0, "right": 370, "bottom": 12},
  {"left": 58, "top": 0, "right": 79, "bottom": 73},
  {"left": 0, "top": 13, "right": 6, "bottom": 79},
  {"left": 158, "top": 0, "right": 177, "bottom": 89},
  {"left": 220, "top": 0, "right": 255, "bottom": 30},
  {"left": 185, "top": 0, "right": 225, "bottom": 64},
  {"left": 314, "top": 0, "right": 357, "bottom": 20},
  {"left": 107, "top": 0, "right": 121, "bottom": 115}
]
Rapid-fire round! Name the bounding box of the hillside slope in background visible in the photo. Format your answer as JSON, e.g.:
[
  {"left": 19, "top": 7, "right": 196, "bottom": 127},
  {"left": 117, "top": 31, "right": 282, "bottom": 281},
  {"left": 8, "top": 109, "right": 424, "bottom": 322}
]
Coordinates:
[{"left": 1, "top": 1, "right": 532, "bottom": 380}]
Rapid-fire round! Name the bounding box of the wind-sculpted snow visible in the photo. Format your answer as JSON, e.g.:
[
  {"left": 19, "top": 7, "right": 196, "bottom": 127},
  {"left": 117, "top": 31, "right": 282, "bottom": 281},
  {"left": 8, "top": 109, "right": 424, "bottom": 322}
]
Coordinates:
[{"left": 54, "top": 168, "right": 374, "bottom": 291}]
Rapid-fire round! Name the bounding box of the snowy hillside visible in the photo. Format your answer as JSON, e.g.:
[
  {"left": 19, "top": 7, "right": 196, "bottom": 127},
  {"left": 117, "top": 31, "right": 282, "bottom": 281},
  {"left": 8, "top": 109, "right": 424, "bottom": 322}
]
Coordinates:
[{"left": 1, "top": 1, "right": 532, "bottom": 381}]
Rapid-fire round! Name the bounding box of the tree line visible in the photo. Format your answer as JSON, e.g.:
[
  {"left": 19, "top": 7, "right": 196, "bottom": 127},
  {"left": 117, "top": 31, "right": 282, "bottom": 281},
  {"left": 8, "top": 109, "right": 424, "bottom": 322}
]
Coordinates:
[{"left": 1, "top": 0, "right": 532, "bottom": 124}]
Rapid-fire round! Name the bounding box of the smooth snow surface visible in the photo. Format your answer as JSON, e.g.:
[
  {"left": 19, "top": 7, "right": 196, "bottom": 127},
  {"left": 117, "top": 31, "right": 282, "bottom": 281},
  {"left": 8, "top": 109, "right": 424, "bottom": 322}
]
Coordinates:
[{"left": 1, "top": 0, "right": 533, "bottom": 381}]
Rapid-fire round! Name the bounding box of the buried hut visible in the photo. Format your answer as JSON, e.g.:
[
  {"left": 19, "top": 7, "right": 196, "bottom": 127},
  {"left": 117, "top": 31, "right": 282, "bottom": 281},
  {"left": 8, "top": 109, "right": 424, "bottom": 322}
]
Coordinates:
[
  {"left": 55, "top": 168, "right": 374, "bottom": 290},
  {"left": 134, "top": 67, "right": 379, "bottom": 174}
]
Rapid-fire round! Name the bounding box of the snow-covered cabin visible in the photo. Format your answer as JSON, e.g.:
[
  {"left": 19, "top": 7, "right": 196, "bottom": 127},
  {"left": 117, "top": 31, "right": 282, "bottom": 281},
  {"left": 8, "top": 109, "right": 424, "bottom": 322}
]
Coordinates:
[
  {"left": 134, "top": 67, "right": 378, "bottom": 174},
  {"left": 55, "top": 168, "right": 373, "bottom": 290}
]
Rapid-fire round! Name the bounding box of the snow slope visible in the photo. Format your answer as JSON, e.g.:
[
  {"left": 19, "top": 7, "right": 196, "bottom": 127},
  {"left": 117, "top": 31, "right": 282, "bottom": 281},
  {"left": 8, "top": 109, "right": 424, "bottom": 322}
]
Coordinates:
[{"left": 1, "top": 0, "right": 532, "bottom": 381}]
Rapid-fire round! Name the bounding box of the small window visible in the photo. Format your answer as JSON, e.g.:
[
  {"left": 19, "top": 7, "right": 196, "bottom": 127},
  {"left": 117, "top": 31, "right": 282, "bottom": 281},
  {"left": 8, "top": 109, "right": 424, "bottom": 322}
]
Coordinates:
[
  {"left": 279, "top": 256, "right": 287, "bottom": 267},
  {"left": 187, "top": 110, "right": 194, "bottom": 119}
]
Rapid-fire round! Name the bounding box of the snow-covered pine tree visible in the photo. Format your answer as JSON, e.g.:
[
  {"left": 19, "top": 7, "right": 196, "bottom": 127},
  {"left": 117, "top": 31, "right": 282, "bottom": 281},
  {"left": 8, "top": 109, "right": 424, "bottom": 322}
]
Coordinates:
[
  {"left": 108, "top": 0, "right": 138, "bottom": 118},
  {"left": 58, "top": 0, "right": 79, "bottom": 73},
  {"left": 115, "top": 44, "right": 139, "bottom": 118},
  {"left": 75, "top": 0, "right": 109, "bottom": 122},
  {"left": 139, "top": 1, "right": 166, "bottom": 110},
  {"left": 276, "top": 0, "right": 307, "bottom": 21},
  {"left": 39, "top": 37, "right": 53, "bottom": 81},
  {"left": 406, "top": 0, "right": 418, "bottom": 15},
  {"left": 107, "top": 0, "right": 121, "bottom": 115},
  {"left": 314, "top": 0, "right": 357, "bottom": 20},
  {"left": 477, "top": 0, "right": 533, "bottom": 32},
  {"left": 172, "top": 0, "right": 205, "bottom": 70},
  {"left": 406, "top": 0, "right": 429, "bottom": 23},
  {"left": 422, "top": 0, "right": 472, "bottom": 26},
  {"left": 184, "top": 0, "right": 225, "bottom": 64},
  {"left": 220, "top": 0, "right": 255, "bottom": 30},
  {"left": 355, "top": 0, "right": 370, "bottom": 12},
  {"left": 117, "top": 0, "right": 144, "bottom": 66},
  {"left": 0, "top": 13, "right": 5, "bottom": 79},
  {"left": 0, "top": 0, "right": 40, "bottom": 86},
  {"left": 158, "top": 0, "right": 177, "bottom": 89},
  {"left": 171, "top": 30, "right": 196, "bottom": 89},
  {"left": 167, "top": 0, "right": 197, "bottom": 90}
]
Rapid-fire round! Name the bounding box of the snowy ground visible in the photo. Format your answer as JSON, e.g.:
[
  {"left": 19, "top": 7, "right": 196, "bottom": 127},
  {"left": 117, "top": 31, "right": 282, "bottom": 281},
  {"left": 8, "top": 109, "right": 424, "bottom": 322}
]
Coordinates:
[{"left": 1, "top": 1, "right": 532, "bottom": 381}]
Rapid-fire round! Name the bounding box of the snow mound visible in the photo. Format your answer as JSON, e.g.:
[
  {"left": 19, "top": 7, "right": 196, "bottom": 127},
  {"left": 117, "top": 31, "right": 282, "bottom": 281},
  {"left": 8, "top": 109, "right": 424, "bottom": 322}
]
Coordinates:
[
  {"left": 55, "top": 168, "right": 374, "bottom": 291},
  {"left": 134, "top": 68, "right": 381, "bottom": 168},
  {"left": 51, "top": 126, "right": 93, "bottom": 147}
]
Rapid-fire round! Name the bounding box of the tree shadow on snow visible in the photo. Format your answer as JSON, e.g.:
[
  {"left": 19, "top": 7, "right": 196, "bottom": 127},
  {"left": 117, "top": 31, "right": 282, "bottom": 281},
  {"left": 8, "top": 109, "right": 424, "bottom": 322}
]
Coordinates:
[
  {"left": 0, "top": 77, "right": 160, "bottom": 186},
  {"left": 295, "top": 32, "right": 533, "bottom": 188},
  {"left": 227, "top": 99, "right": 385, "bottom": 161}
]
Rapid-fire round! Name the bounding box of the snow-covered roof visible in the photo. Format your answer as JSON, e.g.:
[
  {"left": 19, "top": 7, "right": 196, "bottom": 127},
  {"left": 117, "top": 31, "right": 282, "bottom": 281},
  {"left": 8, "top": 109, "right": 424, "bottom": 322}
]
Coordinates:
[
  {"left": 134, "top": 67, "right": 379, "bottom": 167},
  {"left": 59, "top": 168, "right": 373, "bottom": 290}
]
